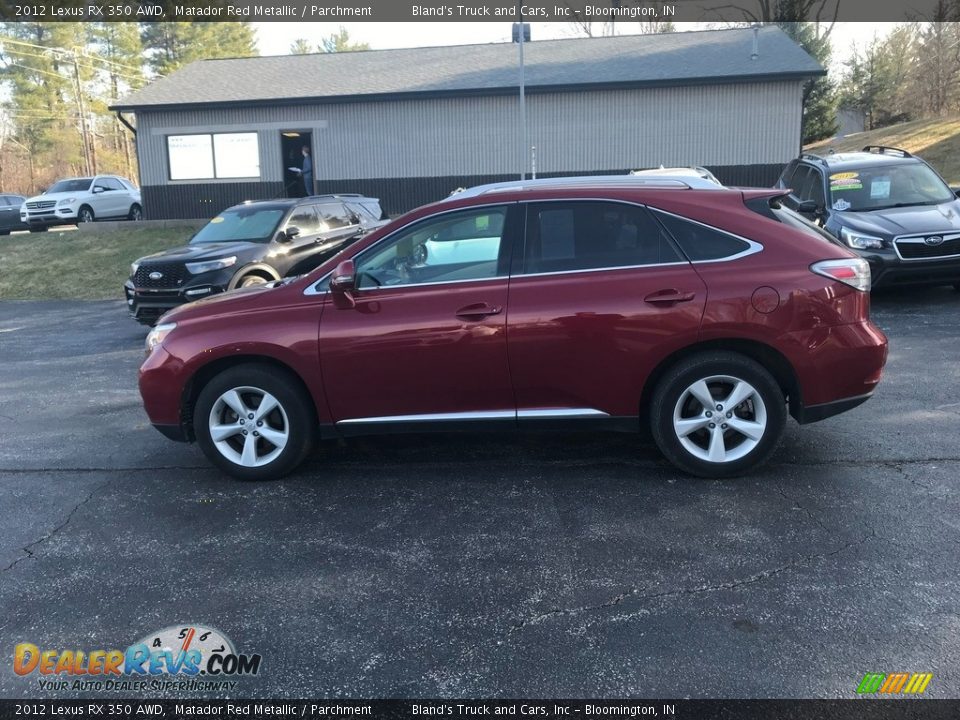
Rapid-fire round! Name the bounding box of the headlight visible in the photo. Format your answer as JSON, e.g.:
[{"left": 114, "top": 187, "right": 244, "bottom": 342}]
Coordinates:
[
  {"left": 840, "top": 227, "right": 883, "bottom": 250},
  {"left": 130, "top": 261, "right": 140, "bottom": 276},
  {"left": 145, "top": 322, "right": 176, "bottom": 355},
  {"left": 185, "top": 256, "right": 237, "bottom": 275},
  {"left": 57, "top": 198, "right": 77, "bottom": 206}
]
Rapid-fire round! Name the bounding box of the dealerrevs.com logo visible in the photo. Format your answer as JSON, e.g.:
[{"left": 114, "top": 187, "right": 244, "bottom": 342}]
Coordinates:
[{"left": 14, "top": 625, "right": 262, "bottom": 692}]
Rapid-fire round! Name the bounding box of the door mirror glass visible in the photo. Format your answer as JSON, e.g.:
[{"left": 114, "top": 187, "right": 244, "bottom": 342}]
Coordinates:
[
  {"left": 330, "top": 260, "right": 356, "bottom": 293},
  {"left": 92, "top": 186, "right": 105, "bottom": 194},
  {"left": 796, "top": 200, "right": 820, "bottom": 215}
]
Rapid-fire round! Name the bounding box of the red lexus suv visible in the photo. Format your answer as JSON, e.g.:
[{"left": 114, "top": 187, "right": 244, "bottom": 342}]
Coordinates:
[{"left": 139, "top": 177, "right": 888, "bottom": 480}]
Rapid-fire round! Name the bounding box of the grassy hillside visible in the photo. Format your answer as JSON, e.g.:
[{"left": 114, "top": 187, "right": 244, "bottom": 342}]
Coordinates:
[
  {"left": 806, "top": 117, "right": 960, "bottom": 184},
  {"left": 0, "top": 227, "right": 192, "bottom": 300}
]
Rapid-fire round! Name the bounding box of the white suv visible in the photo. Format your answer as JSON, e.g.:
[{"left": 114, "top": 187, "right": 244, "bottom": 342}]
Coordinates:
[{"left": 20, "top": 175, "right": 142, "bottom": 231}]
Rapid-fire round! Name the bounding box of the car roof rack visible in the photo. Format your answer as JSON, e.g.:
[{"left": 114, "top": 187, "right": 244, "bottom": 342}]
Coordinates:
[
  {"left": 862, "top": 145, "right": 912, "bottom": 157},
  {"left": 800, "top": 152, "right": 828, "bottom": 165},
  {"left": 451, "top": 174, "right": 723, "bottom": 199}
]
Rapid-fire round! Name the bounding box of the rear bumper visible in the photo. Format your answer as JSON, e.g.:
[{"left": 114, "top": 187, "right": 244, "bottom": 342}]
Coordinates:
[{"left": 795, "top": 391, "right": 874, "bottom": 425}]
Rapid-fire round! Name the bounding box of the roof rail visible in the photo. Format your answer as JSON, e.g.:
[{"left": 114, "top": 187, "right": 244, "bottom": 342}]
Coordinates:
[
  {"left": 800, "top": 152, "right": 828, "bottom": 165},
  {"left": 862, "top": 145, "right": 912, "bottom": 157},
  {"left": 451, "top": 174, "right": 723, "bottom": 199}
]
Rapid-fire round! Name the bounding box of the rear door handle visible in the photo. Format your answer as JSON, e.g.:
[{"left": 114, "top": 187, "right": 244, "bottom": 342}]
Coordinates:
[
  {"left": 456, "top": 303, "right": 503, "bottom": 320},
  {"left": 644, "top": 289, "right": 696, "bottom": 306}
]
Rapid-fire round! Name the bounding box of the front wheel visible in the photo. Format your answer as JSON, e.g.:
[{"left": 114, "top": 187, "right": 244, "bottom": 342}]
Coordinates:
[
  {"left": 128, "top": 204, "right": 143, "bottom": 221},
  {"left": 194, "top": 364, "right": 317, "bottom": 481},
  {"left": 649, "top": 352, "right": 786, "bottom": 478},
  {"left": 77, "top": 206, "right": 94, "bottom": 224}
]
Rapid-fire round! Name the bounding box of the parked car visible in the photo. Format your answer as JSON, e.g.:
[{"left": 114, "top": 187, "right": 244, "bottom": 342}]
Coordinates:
[
  {"left": 777, "top": 146, "right": 960, "bottom": 289},
  {"left": 631, "top": 166, "right": 724, "bottom": 186},
  {"left": 138, "top": 175, "right": 888, "bottom": 481},
  {"left": 125, "top": 194, "right": 385, "bottom": 325},
  {"left": 0, "top": 194, "right": 27, "bottom": 234},
  {"left": 20, "top": 175, "right": 142, "bottom": 231}
]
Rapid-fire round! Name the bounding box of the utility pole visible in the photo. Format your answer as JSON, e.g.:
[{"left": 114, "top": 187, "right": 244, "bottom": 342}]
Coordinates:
[
  {"left": 513, "top": 13, "right": 530, "bottom": 180},
  {"left": 70, "top": 49, "right": 92, "bottom": 175}
]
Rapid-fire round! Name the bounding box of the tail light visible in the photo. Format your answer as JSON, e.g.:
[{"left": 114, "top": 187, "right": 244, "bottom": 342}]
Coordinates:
[{"left": 811, "top": 258, "right": 871, "bottom": 292}]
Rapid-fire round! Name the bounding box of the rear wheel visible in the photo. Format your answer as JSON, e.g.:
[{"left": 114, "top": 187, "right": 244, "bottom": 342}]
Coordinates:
[
  {"left": 649, "top": 352, "right": 786, "bottom": 478},
  {"left": 194, "top": 364, "right": 317, "bottom": 481},
  {"left": 77, "top": 206, "right": 94, "bottom": 224}
]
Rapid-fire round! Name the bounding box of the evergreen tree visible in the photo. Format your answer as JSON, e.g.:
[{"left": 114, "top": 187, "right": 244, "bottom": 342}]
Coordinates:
[
  {"left": 140, "top": 22, "right": 257, "bottom": 76},
  {"left": 776, "top": 22, "right": 838, "bottom": 144},
  {"left": 320, "top": 27, "right": 370, "bottom": 53}
]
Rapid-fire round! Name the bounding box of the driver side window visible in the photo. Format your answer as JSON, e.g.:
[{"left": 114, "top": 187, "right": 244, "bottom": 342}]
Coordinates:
[{"left": 355, "top": 207, "right": 508, "bottom": 289}]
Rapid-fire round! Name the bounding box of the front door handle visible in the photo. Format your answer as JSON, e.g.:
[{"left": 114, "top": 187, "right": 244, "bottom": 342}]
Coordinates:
[
  {"left": 456, "top": 303, "right": 503, "bottom": 320},
  {"left": 644, "top": 289, "right": 696, "bottom": 306}
]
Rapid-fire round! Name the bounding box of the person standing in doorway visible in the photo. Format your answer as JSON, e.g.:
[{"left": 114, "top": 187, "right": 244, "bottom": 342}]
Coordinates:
[{"left": 301, "top": 145, "right": 313, "bottom": 197}]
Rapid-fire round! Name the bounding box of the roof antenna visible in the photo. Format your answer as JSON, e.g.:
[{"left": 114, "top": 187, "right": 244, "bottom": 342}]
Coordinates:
[{"left": 751, "top": 24, "right": 759, "bottom": 61}]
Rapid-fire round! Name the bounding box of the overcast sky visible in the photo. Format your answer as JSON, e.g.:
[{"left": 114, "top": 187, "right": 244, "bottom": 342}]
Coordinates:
[{"left": 252, "top": 21, "right": 900, "bottom": 72}]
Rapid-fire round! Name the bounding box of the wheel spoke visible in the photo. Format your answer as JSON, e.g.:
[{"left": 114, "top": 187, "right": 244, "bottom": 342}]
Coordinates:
[
  {"left": 707, "top": 426, "right": 726, "bottom": 462},
  {"left": 220, "top": 390, "right": 248, "bottom": 418},
  {"left": 210, "top": 423, "right": 243, "bottom": 442},
  {"left": 255, "top": 393, "right": 279, "bottom": 421},
  {"left": 240, "top": 433, "right": 258, "bottom": 466},
  {"left": 258, "top": 426, "right": 287, "bottom": 448},
  {"left": 727, "top": 416, "right": 765, "bottom": 441},
  {"left": 675, "top": 415, "right": 711, "bottom": 437},
  {"left": 687, "top": 380, "right": 715, "bottom": 411},
  {"left": 723, "top": 380, "right": 754, "bottom": 410}
]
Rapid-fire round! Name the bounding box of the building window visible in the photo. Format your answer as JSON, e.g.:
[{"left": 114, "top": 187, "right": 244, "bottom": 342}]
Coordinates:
[{"left": 167, "top": 132, "right": 260, "bottom": 181}]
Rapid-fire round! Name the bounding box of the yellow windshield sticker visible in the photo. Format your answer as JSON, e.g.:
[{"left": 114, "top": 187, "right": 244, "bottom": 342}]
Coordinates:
[{"left": 830, "top": 172, "right": 859, "bottom": 181}]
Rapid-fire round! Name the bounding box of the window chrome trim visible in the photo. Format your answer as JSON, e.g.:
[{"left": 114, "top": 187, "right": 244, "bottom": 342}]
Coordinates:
[
  {"left": 650, "top": 208, "right": 765, "bottom": 263},
  {"left": 892, "top": 232, "right": 960, "bottom": 262},
  {"left": 336, "top": 408, "right": 608, "bottom": 425},
  {"left": 303, "top": 201, "right": 513, "bottom": 296}
]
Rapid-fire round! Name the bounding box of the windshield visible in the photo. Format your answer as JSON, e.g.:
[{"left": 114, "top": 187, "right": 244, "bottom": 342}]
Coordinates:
[
  {"left": 190, "top": 207, "right": 285, "bottom": 244},
  {"left": 829, "top": 163, "right": 953, "bottom": 212},
  {"left": 47, "top": 178, "right": 92, "bottom": 194}
]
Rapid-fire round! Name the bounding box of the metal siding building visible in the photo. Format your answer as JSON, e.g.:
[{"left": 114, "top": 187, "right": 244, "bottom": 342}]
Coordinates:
[{"left": 114, "top": 28, "right": 821, "bottom": 219}]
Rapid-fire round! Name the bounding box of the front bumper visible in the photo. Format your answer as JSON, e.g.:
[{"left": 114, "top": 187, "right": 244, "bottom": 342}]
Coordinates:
[
  {"left": 21, "top": 206, "right": 78, "bottom": 227},
  {"left": 124, "top": 271, "right": 231, "bottom": 324},
  {"left": 857, "top": 248, "right": 960, "bottom": 288}
]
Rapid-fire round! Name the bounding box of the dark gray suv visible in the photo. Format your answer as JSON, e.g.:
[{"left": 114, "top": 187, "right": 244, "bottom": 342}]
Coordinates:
[
  {"left": 777, "top": 146, "right": 960, "bottom": 289},
  {"left": 125, "top": 194, "right": 386, "bottom": 325}
]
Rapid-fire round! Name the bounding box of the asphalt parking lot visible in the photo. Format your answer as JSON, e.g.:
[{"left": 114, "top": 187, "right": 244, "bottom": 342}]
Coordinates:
[{"left": 1, "top": 289, "right": 959, "bottom": 699}]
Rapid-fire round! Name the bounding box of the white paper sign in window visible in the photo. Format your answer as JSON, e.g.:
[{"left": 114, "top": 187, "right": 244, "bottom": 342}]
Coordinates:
[
  {"left": 168, "top": 135, "right": 214, "bottom": 180},
  {"left": 213, "top": 133, "right": 260, "bottom": 179}
]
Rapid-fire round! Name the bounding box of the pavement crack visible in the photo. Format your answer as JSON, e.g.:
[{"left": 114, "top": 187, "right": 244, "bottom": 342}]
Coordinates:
[
  {"left": 1, "top": 479, "right": 112, "bottom": 575},
  {"left": 508, "top": 531, "right": 875, "bottom": 634},
  {"left": 773, "top": 483, "right": 829, "bottom": 531}
]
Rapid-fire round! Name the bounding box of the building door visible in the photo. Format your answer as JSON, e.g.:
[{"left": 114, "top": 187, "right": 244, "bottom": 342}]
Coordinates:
[{"left": 280, "top": 131, "right": 312, "bottom": 198}]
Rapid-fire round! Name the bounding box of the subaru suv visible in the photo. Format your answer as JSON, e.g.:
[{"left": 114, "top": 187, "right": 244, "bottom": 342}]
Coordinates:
[
  {"left": 777, "top": 146, "right": 960, "bottom": 289},
  {"left": 125, "top": 194, "right": 385, "bottom": 325},
  {"left": 138, "top": 176, "right": 888, "bottom": 481}
]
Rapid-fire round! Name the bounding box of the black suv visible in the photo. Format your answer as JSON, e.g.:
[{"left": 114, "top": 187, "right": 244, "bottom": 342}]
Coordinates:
[
  {"left": 777, "top": 146, "right": 960, "bottom": 289},
  {"left": 125, "top": 194, "right": 385, "bottom": 325}
]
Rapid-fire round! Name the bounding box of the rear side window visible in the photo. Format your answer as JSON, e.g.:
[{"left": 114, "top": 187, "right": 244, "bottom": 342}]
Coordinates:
[
  {"left": 521, "top": 201, "right": 682, "bottom": 274},
  {"left": 653, "top": 211, "right": 752, "bottom": 262}
]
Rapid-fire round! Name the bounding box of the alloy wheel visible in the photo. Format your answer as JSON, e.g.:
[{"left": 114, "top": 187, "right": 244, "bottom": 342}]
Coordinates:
[
  {"left": 207, "top": 386, "right": 289, "bottom": 467},
  {"left": 672, "top": 375, "right": 767, "bottom": 463}
]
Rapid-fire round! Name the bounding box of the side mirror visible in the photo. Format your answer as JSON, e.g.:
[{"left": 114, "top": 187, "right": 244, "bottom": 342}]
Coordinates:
[
  {"left": 330, "top": 260, "right": 356, "bottom": 294},
  {"left": 92, "top": 186, "right": 104, "bottom": 194},
  {"left": 280, "top": 226, "right": 300, "bottom": 242},
  {"left": 797, "top": 200, "right": 823, "bottom": 216},
  {"left": 951, "top": 187, "right": 960, "bottom": 199}
]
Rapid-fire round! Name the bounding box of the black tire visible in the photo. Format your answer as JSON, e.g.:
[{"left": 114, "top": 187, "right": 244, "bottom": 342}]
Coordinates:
[
  {"left": 194, "top": 363, "right": 317, "bottom": 481},
  {"left": 0, "top": 229, "right": 9, "bottom": 236},
  {"left": 28, "top": 226, "right": 47, "bottom": 233},
  {"left": 238, "top": 274, "right": 269, "bottom": 288},
  {"left": 649, "top": 351, "right": 787, "bottom": 479},
  {"left": 77, "top": 206, "right": 94, "bottom": 224},
  {"left": 128, "top": 204, "right": 143, "bottom": 221}
]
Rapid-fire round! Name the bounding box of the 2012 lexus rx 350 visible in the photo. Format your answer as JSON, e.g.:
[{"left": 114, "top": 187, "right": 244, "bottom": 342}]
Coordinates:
[{"left": 139, "top": 177, "right": 888, "bottom": 480}]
